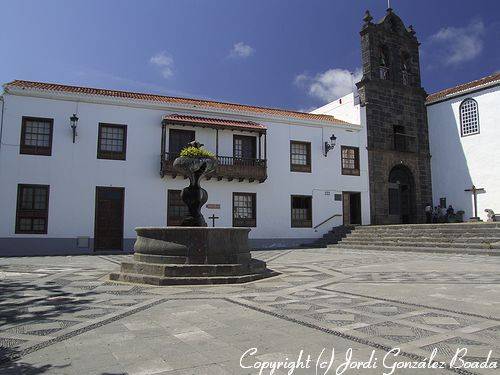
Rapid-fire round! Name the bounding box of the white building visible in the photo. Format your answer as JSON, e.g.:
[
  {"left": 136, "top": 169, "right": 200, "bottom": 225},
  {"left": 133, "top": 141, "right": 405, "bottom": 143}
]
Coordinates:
[
  {"left": 0, "top": 80, "right": 370, "bottom": 256},
  {"left": 427, "top": 72, "right": 500, "bottom": 221}
]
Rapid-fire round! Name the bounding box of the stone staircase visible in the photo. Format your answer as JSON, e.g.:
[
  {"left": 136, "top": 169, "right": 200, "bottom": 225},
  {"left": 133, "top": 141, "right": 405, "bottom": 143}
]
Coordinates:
[
  {"left": 307, "top": 225, "right": 355, "bottom": 248},
  {"left": 329, "top": 222, "right": 500, "bottom": 255}
]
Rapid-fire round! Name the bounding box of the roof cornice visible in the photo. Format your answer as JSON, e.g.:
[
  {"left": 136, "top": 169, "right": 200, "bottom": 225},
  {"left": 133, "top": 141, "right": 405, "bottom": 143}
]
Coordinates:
[
  {"left": 426, "top": 75, "right": 500, "bottom": 106},
  {"left": 4, "top": 84, "right": 361, "bottom": 131}
]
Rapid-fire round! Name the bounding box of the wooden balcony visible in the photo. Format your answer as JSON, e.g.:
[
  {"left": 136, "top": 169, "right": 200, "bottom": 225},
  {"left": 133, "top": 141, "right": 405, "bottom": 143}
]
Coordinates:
[{"left": 160, "top": 153, "right": 267, "bottom": 183}]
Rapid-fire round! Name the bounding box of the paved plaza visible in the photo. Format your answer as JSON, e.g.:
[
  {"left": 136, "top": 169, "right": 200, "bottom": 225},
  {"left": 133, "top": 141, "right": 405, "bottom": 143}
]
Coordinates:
[{"left": 0, "top": 248, "right": 499, "bottom": 374}]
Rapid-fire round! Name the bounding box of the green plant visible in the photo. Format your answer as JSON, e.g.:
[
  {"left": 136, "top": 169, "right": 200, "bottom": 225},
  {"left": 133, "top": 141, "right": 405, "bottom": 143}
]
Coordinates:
[{"left": 179, "top": 146, "right": 215, "bottom": 159}]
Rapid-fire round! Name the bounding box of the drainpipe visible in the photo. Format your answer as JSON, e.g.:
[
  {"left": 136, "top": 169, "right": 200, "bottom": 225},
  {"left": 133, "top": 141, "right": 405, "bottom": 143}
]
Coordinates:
[
  {"left": 0, "top": 95, "right": 4, "bottom": 179},
  {"left": 0, "top": 95, "right": 4, "bottom": 152}
]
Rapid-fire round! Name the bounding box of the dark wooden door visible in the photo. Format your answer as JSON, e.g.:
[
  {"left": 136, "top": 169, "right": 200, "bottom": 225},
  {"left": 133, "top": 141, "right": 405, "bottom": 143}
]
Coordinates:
[
  {"left": 167, "top": 189, "right": 188, "bottom": 226},
  {"left": 343, "top": 192, "right": 362, "bottom": 225},
  {"left": 94, "top": 187, "right": 124, "bottom": 251},
  {"left": 169, "top": 129, "right": 195, "bottom": 159},
  {"left": 400, "top": 185, "right": 410, "bottom": 224},
  {"left": 349, "top": 193, "right": 362, "bottom": 225}
]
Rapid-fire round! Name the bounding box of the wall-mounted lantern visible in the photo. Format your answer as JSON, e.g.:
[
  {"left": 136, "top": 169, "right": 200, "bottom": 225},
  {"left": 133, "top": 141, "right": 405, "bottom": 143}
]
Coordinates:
[
  {"left": 70, "top": 114, "right": 79, "bottom": 143},
  {"left": 324, "top": 133, "right": 337, "bottom": 156}
]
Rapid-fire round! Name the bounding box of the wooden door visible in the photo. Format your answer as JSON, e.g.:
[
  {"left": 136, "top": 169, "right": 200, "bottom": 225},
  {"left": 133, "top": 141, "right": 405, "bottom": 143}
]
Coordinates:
[
  {"left": 169, "top": 129, "right": 195, "bottom": 159},
  {"left": 167, "top": 189, "right": 188, "bottom": 226},
  {"left": 94, "top": 187, "right": 124, "bottom": 251},
  {"left": 342, "top": 192, "right": 350, "bottom": 225},
  {"left": 343, "top": 192, "right": 362, "bottom": 225},
  {"left": 400, "top": 185, "right": 410, "bottom": 224},
  {"left": 349, "top": 193, "right": 362, "bottom": 225}
]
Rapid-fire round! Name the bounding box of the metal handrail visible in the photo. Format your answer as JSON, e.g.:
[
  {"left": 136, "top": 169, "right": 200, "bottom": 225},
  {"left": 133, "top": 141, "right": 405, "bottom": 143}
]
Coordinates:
[{"left": 313, "top": 213, "right": 342, "bottom": 230}]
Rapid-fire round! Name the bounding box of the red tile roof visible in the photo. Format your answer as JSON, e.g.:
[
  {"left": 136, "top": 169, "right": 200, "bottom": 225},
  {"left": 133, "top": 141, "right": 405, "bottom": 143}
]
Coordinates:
[
  {"left": 163, "top": 114, "right": 266, "bottom": 133},
  {"left": 4, "top": 80, "right": 349, "bottom": 125},
  {"left": 426, "top": 72, "right": 500, "bottom": 104}
]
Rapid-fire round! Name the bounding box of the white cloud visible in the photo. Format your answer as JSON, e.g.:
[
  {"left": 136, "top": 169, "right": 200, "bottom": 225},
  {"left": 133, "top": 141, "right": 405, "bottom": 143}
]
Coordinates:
[
  {"left": 295, "top": 68, "right": 362, "bottom": 103},
  {"left": 150, "top": 51, "right": 174, "bottom": 79},
  {"left": 229, "top": 42, "right": 255, "bottom": 58},
  {"left": 429, "top": 19, "right": 485, "bottom": 66}
]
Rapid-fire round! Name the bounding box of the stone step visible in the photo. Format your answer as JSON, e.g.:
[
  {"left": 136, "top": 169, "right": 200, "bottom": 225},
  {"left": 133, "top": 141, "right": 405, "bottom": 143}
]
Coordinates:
[
  {"left": 354, "top": 223, "right": 500, "bottom": 232},
  {"left": 339, "top": 239, "right": 499, "bottom": 250},
  {"left": 341, "top": 236, "right": 500, "bottom": 244},
  {"left": 357, "top": 222, "right": 500, "bottom": 228},
  {"left": 306, "top": 225, "right": 354, "bottom": 248},
  {"left": 134, "top": 253, "right": 187, "bottom": 264},
  {"left": 109, "top": 270, "right": 279, "bottom": 285},
  {"left": 345, "top": 232, "right": 500, "bottom": 240},
  {"left": 350, "top": 228, "right": 500, "bottom": 237},
  {"left": 329, "top": 243, "right": 500, "bottom": 256},
  {"left": 120, "top": 259, "right": 267, "bottom": 277}
]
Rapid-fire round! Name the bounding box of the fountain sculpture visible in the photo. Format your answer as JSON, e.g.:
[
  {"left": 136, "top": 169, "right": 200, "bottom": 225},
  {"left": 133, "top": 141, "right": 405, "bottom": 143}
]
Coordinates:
[{"left": 110, "top": 141, "right": 276, "bottom": 285}]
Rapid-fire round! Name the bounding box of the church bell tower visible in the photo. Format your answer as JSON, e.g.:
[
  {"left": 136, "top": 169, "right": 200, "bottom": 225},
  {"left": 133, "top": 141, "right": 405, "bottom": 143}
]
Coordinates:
[{"left": 356, "top": 8, "right": 432, "bottom": 224}]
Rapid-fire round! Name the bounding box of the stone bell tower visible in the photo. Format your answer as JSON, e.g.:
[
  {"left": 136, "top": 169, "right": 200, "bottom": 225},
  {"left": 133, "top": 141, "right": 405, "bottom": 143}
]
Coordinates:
[{"left": 356, "top": 8, "right": 432, "bottom": 224}]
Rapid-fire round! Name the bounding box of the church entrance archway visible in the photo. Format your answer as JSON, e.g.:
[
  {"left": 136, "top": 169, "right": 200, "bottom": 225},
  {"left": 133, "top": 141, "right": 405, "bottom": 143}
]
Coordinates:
[{"left": 388, "top": 165, "right": 416, "bottom": 224}]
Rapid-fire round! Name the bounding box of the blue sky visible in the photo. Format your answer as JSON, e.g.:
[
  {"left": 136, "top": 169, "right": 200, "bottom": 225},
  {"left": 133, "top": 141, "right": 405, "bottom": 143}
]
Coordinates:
[{"left": 1, "top": 0, "right": 499, "bottom": 111}]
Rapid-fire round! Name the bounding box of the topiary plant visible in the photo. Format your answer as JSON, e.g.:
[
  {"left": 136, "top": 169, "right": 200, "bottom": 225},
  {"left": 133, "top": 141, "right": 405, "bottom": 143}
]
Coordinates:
[{"left": 179, "top": 146, "right": 215, "bottom": 159}]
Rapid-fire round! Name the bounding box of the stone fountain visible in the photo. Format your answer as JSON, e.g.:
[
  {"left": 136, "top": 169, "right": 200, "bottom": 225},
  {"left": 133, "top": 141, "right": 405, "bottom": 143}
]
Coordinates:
[{"left": 110, "top": 142, "right": 276, "bottom": 285}]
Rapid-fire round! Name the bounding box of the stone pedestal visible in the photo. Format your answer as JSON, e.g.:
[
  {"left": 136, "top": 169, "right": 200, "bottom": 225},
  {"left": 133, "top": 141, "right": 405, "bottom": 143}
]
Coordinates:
[{"left": 109, "top": 227, "right": 277, "bottom": 285}]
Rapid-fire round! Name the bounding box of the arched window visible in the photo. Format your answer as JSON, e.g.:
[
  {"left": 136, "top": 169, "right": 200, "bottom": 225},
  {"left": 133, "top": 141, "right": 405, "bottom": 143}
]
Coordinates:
[
  {"left": 401, "top": 52, "right": 411, "bottom": 85},
  {"left": 460, "top": 98, "right": 479, "bottom": 136},
  {"left": 379, "top": 46, "right": 390, "bottom": 80}
]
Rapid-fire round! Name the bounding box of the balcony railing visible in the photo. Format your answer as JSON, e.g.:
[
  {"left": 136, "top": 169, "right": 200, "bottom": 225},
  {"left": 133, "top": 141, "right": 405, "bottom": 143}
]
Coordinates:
[{"left": 160, "top": 152, "right": 267, "bottom": 183}]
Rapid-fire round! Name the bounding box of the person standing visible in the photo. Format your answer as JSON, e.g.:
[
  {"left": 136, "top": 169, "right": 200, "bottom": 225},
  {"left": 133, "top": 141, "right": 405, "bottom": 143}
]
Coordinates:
[
  {"left": 425, "top": 203, "right": 432, "bottom": 223},
  {"left": 433, "top": 206, "right": 439, "bottom": 223},
  {"left": 441, "top": 206, "right": 448, "bottom": 222}
]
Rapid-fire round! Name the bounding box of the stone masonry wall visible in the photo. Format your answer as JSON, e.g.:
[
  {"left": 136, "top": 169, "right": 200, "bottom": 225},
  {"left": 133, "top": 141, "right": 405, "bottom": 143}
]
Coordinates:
[{"left": 358, "top": 10, "right": 432, "bottom": 224}]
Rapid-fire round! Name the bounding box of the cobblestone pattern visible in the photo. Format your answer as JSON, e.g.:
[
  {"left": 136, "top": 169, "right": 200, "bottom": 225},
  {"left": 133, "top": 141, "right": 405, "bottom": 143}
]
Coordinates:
[{"left": 0, "top": 248, "right": 499, "bottom": 374}]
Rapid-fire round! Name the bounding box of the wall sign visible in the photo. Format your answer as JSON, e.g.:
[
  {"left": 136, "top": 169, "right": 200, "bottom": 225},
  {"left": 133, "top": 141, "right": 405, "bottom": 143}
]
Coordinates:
[{"left": 206, "top": 204, "right": 221, "bottom": 209}]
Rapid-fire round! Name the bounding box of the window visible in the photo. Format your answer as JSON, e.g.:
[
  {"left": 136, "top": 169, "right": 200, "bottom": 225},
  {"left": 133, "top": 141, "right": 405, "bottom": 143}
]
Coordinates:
[
  {"left": 233, "top": 135, "right": 256, "bottom": 160},
  {"left": 233, "top": 193, "right": 256, "bottom": 227},
  {"left": 16, "top": 184, "right": 49, "bottom": 234},
  {"left": 290, "top": 141, "right": 311, "bottom": 172},
  {"left": 97, "top": 123, "right": 127, "bottom": 160},
  {"left": 167, "top": 190, "right": 188, "bottom": 226},
  {"left": 393, "top": 125, "right": 407, "bottom": 151},
  {"left": 168, "top": 129, "right": 195, "bottom": 160},
  {"left": 460, "top": 99, "right": 479, "bottom": 136},
  {"left": 379, "top": 46, "right": 390, "bottom": 80},
  {"left": 401, "top": 52, "right": 411, "bottom": 85},
  {"left": 341, "top": 146, "right": 360, "bottom": 176},
  {"left": 291, "top": 195, "right": 312, "bottom": 228},
  {"left": 20, "top": 117, "right": 53, "bottom": 156}
]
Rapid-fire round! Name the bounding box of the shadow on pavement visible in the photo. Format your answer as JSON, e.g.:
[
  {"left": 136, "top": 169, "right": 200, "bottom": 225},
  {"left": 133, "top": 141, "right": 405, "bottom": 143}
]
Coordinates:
[{"left": 0, "top": 277, "right": 96, "bottom": 373}]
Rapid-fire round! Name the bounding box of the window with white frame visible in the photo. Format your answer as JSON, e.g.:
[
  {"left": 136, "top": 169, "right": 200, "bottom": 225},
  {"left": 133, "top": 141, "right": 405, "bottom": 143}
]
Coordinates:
[{"left": 460, "top": 98, "right": 479, "bottom": 136}]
